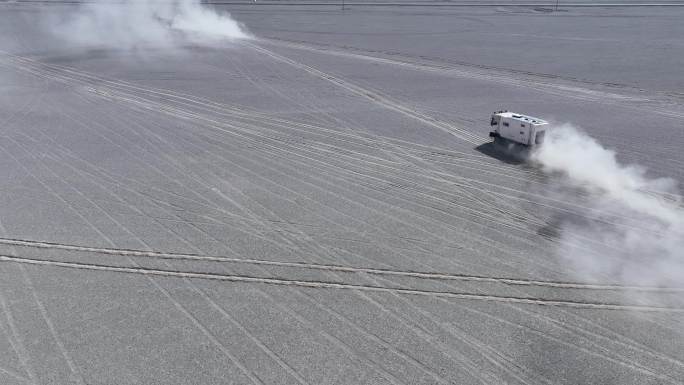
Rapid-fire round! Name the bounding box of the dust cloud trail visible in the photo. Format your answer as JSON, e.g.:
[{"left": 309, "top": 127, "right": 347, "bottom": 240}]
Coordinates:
[
  {"left": 49, "top": 0, "right": 250, "bottom": 49},
  {"left": 531, "top": 124, "right": 684, "bottom": 288}
]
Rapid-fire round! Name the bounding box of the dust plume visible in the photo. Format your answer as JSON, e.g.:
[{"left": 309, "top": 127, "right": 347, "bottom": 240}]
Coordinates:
[
  {"left": 49, "top": 0, "right": 250, "bottom": 49},
  {"left": 531, "top": 124, "right": 684, "bottom": 288}
]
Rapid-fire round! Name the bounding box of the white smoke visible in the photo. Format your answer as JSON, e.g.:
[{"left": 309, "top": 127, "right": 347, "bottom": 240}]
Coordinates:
[
  {"left": 50, "top": 0, "right": 250, "bottom": 49},
  {"left": 171, "top": 2, "right": 249, "bottom": 42},
  {"left": 531, "top": 124, "right": 684, "bottom": 287}
]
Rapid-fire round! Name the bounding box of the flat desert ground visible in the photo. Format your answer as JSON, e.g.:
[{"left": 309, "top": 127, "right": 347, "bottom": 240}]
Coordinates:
[{"left": 0, "top": 2, "right": 683, "bottom": 384}]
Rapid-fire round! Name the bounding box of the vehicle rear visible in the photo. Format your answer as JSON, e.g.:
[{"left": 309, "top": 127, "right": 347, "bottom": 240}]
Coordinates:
[{"left": 489, "top": 111, "right": 548, "bottom": 146}]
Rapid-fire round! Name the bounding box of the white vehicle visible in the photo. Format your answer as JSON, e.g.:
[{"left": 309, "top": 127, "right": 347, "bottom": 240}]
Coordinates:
[{"left": 489, "top": 111, "right": 548, "bottom": 146}]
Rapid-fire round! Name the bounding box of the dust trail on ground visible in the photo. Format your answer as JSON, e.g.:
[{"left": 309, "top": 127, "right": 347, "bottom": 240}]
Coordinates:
[
  {"left": 46, "top": 0, "right": 250, "bottom": 49},
  {"left": 532, "top": 124, "right": 684, "bottom": 289}
]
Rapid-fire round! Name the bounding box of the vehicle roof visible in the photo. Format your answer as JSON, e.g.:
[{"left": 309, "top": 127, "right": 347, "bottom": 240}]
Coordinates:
[{"left": 497, "top": 112, "right": 548, "bottom": 125}]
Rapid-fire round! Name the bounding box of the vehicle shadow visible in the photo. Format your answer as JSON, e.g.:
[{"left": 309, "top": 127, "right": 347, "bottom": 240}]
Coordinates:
[{"left": 474, "top": 141, "right": 529, "bottom": 165}]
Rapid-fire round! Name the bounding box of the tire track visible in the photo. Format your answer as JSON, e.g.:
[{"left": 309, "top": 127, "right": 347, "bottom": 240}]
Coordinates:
[
  {"left": 2, "top": 50, "right": 637, "bottom": 222},
  {"left": 5, "top": 51, "right": 680, "bottom": 294},
  {"left": 432, "top": 295, "right": 684, "bottom": 385},
  {"left": 0, "top": 218, "right": 85, "bottom": 385},
  {"left": 91, "top": 87, "right": 532, "bottom": 384},
  {"left": 5, "top": 48, "right": 678, "bottom": 211},
  {"left": 0, "top": 294, "right": 38, "bottom": 385},
  {"left": 360, "top": 281, "right": 556, "bottom": 385},
  {"left": 99, "top": 106, "right": 600, "bottom": 380},
  {"left": 1, "top": 118, "right": 568, "bottom": 384},
  {"left": 2, "top": 54, "right": 660, "bottom": 270},
  {"left": 346, "top": 283, "right": 526, "bottom": 385},
  {"left": 1, "top": 238, "right": 682, "bottom": 293},
  {"left": 367, "top": 268, "right": 682, "bottom": 385},
  {"left": 2, "top": 255, "right": 680, "bottom": 312},
  {"left": 243, "top": 42, "right": 486, "bottom": 145},
  {"left": 17, "top": 148, "right": 277, "bottom": 385},
  {"left": 1, "top": 124, "right": 273, "bottom": 385},
  {"left": 4, "top": 29, "right": 683, "bottom": 385},
  {"left": 257, "top": 38, "right": 684, "bottom": 120},
  {"left": 247, "top": 289, "right": 407, "bottom": 385},
  {"left": 1, "top": 56, "right": 634, "bottom": 278},
  {"left": 29, "top": 91, "right": 430, "bottom": 384}
]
